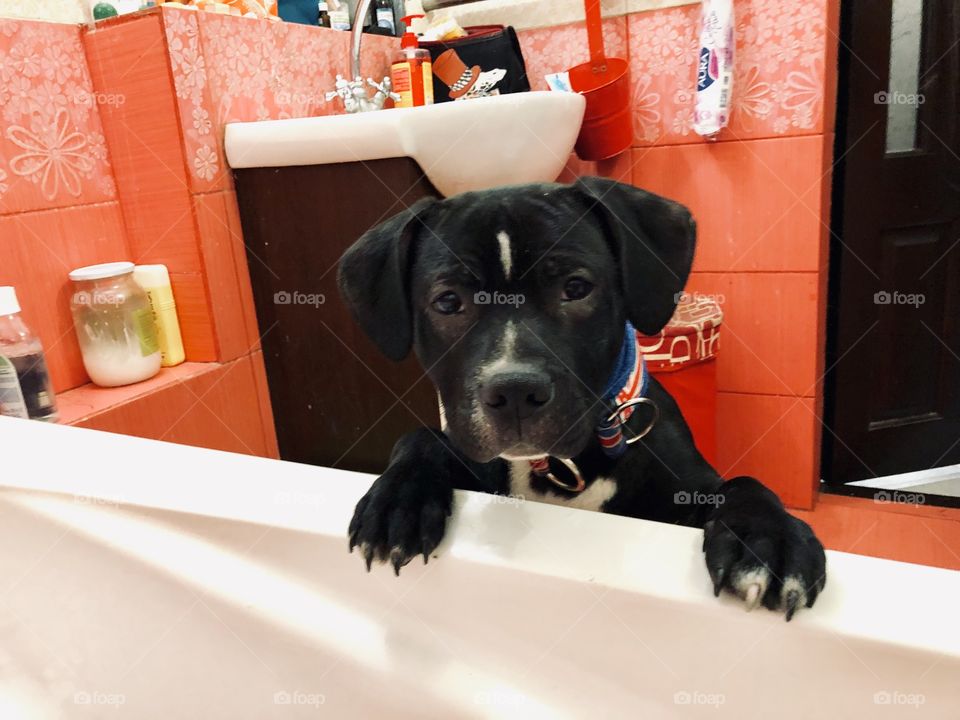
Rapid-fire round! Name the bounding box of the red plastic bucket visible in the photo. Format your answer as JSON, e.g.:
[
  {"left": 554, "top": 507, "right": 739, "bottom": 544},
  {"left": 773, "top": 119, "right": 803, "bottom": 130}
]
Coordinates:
[{"left": 568, "top": 0, "right": 632, "bottom": 160}]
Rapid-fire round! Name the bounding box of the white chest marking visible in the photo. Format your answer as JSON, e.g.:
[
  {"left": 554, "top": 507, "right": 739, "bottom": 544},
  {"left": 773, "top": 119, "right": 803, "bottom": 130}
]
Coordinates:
[
  {"left": 496, "top": 231, "right": 512, "bottom": 280},
  {"left": 506, "top": 460, "right": 618, "bottom": 512}
]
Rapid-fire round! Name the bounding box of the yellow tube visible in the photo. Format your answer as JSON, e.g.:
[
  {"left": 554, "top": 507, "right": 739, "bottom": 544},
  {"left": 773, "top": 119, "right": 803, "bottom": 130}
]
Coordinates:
[{"left": 133, "top": 265, "right": 186, "bottom": 368}]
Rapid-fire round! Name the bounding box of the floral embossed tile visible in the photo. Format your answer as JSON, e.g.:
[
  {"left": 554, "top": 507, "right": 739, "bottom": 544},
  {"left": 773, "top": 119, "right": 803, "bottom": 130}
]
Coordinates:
[
  {"left": 0, "top": 19, "right": 117, "bottom": 214},
  {"left": 628, "top": 0, "right": 828, "bottom": 146}
]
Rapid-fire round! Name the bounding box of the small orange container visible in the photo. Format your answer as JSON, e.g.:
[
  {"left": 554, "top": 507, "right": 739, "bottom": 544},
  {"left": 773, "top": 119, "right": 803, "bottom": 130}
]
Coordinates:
[{"left": 569, "top": 0, "right": 632, "bottom": 160}]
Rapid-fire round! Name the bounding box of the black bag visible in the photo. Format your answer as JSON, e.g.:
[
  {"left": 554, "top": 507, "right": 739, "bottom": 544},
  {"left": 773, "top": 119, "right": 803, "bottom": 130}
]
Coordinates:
[{"left": 420, "top": 26, "right": 530, "bottom": 103}]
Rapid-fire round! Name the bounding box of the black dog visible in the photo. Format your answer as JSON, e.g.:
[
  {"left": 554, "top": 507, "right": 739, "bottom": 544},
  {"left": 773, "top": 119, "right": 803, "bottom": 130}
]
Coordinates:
[{"left": 339, "top": 178, "right": 826, "bottom": 620}]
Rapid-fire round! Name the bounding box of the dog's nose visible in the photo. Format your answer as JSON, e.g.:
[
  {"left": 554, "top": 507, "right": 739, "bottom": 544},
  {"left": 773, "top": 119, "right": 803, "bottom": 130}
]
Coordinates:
[{"left": 480, "top": 371, "right": 554, "bottom": 420}]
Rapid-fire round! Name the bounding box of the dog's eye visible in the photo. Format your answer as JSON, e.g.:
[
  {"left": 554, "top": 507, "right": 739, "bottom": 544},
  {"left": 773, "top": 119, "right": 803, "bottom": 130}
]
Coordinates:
[
  {"left": 431, "top": 291, "right": 463, "bottom": 315},
  {"left": 562, "top": 277, "right": 594, "bottom": 301}
]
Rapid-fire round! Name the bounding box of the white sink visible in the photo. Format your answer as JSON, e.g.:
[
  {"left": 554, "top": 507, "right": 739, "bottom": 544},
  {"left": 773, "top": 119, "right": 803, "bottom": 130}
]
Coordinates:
[
  {"left": 2, "top": 418, "right": 960, "bottom": 718},
  {"left": 224, "top": 92, "right": 586, "bottom": 197}
]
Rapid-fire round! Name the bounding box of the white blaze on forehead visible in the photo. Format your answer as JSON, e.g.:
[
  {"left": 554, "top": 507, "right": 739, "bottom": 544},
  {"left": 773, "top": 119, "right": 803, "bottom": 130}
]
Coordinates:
[{"left": 496, "top": 230, "right": 513, "bottom": 279}]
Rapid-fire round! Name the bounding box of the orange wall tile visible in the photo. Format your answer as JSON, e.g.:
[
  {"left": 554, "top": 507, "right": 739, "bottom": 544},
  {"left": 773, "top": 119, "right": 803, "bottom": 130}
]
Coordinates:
[
  {"left": 0, "top": 20, "right": 118, "bottom": 216},
  {"left": 168, "top": 271, "right": 217, "bottom": 361},
  {"left": 716, "top": 392, "right": 819, "bottom": 509},
  {"left": 83, "top": 14, "right": 203, "bottom": 274},
  {"left": 632, "top": 138, "right": 826, "bottom": 273},
  {"left": 194, "top": 191, "right": 249, "bottom": 362},
  {"left": 160, "top": 7, "right": 229, "bottom": 194},
  {"left": 84, "top": 13, "right": 220, "bottom": 362},
  {"left": 687, "top": 272, "right": 820, "bottom": 398},
  {"left": 249, "top": 348, "right": 279, "bottom": 459},
  {"left": 223, "top": 190, "right": 262, "bottom": 352},
  {"left": 794, "top": 495, "right": 960, "bottom": 571},
  {"left": 71, "top": 354, "right": 272, "bottom": 457}
]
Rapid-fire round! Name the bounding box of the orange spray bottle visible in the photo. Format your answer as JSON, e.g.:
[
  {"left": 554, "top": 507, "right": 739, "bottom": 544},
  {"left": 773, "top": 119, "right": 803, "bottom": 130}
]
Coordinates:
[{"left": 390, "top": 6, "right": 434, "bottom": 108}]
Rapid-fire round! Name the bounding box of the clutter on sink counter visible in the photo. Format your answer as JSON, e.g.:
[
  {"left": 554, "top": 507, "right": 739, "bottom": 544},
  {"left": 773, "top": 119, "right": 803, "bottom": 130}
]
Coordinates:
[
  {"left": 374, "top": 0, "right": 398, "bottom": 35},
  {"left": 68, "top": 263, "right": 162, "bottom": 388},
  {"left": 390, "top": 6, "right": 434, "bottom": 108},
  {"left": 159, "top": 0, "right": 279, "bottom": 19},
  {"left": 402, "top": 0, "right": 466, "bottom": 42},
  {"left": 133, "top": 265, "right": 186, "bottom": 368},
  {"left": 327, "top": 0, "right": 350, "bottom": 29},
  {"left": 91, "top": 2, "right": 120, "bottom": 19},
  {"left": 0, "top": 287, "right": 58, "bottom": 423},
  {"left": 419, "top": 24, "right": 529, "bottom": 103}
]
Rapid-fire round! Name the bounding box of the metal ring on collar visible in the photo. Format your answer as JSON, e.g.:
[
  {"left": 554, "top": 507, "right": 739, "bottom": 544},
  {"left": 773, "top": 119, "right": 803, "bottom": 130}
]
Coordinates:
[
  {"left": 606, "top": 397, "right": 660, "bottom": 445},
  {"left": 544, "top": 457, "right": 586, "bottom": 493}
]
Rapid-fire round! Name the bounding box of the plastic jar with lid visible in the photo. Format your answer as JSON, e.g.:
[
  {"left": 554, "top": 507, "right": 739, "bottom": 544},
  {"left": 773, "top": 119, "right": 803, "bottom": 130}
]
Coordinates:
[{"left": 68, "top": 262, "right": 162, "bottom": 387}]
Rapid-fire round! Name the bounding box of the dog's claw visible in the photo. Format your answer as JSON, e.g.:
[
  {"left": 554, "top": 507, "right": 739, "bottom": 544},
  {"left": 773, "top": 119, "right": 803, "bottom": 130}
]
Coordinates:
[
  {"left": 712, "top": 568, "right": 725, "bottom": 597},
  {"left": 363, "top": 545, "right": 374, "bottom": 572},
  {"left": 784, "top": 589, "right": 801, "bottom": 621},
  {"left": 423, "top": 552, "right": 429, "bottom": 565},
  {"left": 744, "top": 583, "right": 762, "bottom": 611},
  {"left": 390, "top": 548, "right": 407, "bottom": 576}
]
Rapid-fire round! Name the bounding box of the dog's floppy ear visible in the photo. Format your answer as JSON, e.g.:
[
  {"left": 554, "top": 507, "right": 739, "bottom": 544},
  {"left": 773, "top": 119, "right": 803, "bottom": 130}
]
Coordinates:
[
  {"left": 574, "top": 177, "right": 696, "bottom": 335},
  {"left": 338, "top": 197, "right": 439, "bottom": 361}
]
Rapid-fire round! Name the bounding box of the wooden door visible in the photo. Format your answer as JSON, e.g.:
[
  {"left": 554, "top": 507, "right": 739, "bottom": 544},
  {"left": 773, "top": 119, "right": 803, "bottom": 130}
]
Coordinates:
[{"left": 824, "top": 0, "right": 960, "bottom": 483}]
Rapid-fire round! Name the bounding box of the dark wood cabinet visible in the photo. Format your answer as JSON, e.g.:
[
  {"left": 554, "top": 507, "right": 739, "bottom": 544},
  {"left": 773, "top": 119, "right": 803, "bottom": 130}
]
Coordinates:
[{"left": 234, "top": 159, "right": 440, "bottom": 473}]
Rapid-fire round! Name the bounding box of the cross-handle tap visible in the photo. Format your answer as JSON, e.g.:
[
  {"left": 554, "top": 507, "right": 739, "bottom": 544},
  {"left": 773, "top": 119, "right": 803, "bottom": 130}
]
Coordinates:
[{"left": 325, "top": 74, "right": 399, "bottom": 114}]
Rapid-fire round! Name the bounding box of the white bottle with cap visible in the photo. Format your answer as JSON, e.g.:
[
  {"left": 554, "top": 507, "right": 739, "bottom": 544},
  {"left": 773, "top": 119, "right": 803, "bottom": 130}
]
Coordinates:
[{"left": 0, "top": 287, "right": 58, "bottom": 422}]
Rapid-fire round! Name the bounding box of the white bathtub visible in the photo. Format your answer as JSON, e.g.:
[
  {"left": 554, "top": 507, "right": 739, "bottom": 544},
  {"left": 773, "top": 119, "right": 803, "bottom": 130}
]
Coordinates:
[{"left": 0, "top": 417, "right": 958, "bottom": 719}]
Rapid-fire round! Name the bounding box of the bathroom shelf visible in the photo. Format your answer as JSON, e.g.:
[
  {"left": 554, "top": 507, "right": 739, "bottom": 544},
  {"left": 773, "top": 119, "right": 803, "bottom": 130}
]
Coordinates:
[{"left": 56, "top": 362, "right": 218, "bottom": 426}]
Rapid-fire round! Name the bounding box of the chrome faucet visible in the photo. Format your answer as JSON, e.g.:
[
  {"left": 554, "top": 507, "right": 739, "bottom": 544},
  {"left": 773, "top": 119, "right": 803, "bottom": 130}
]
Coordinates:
[{"left": 325, "top": 0, "right": 400, "bottom": 113}]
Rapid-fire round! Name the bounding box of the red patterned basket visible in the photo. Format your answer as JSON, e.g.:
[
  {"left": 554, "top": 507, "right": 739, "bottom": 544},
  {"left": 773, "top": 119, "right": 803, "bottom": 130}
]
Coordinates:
[{"left": 639, "top": 294, "right": 723, "bottom": 466}]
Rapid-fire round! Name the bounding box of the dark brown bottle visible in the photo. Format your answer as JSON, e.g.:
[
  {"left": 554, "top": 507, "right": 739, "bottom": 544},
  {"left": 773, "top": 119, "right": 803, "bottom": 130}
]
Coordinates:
[{"left": 318, "top": 0, "right": 331, "bottom": 27}]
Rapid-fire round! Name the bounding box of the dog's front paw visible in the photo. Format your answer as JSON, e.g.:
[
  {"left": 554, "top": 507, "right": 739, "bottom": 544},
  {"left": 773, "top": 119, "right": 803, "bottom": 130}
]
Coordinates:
[
  {"left": 703, "top": 477, "right": 826, "bottom": 621},
  {"left": 348, "top": 465, "right": 453, "bottom": 575}
]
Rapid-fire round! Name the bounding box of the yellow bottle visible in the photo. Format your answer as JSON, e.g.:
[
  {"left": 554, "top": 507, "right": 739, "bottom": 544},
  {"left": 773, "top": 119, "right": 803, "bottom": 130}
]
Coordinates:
[{"left": 133, "top": 265, "right": 185, "bottom": 368}]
